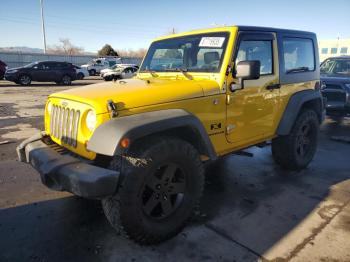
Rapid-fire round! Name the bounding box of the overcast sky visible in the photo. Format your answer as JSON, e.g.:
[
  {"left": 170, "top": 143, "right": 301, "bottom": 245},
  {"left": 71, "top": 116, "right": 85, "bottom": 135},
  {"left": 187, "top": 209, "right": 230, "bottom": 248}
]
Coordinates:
[{"left": 0, "top": 0, "right": 349, "bottom": 52}]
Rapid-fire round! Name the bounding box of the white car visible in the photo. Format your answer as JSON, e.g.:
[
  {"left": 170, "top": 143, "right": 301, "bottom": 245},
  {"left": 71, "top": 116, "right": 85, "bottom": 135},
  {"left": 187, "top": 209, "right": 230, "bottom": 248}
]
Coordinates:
[
  {"left": 81, "top": 57, "right": 121, "bottom": 76},
  {"left": 100, "top": 64, "right": 138, "bottom": 78},
  {"left": 74, "top": 65, "right": 89, "bottom": 80},
  {"left": 103, "top": 66, "right": 139, "bottom": 81}
]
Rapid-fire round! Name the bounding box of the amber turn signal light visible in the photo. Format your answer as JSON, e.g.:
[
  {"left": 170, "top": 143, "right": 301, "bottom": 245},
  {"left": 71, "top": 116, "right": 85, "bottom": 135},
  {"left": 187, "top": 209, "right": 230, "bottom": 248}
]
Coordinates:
[{"left": 120, "top": 138, "right": 130, "bottom": 148}]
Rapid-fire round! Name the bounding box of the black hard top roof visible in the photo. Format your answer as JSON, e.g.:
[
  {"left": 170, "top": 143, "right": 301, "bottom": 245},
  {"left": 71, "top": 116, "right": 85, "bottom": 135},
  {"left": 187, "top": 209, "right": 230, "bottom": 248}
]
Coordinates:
[{"left": 236, "top": 25, "right": 316, "bottom": 36}]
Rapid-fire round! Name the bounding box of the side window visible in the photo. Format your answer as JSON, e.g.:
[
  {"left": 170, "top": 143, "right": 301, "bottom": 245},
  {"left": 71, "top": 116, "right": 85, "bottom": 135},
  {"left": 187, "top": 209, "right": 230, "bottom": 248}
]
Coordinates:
[
  {"left": 333, "top": 60, "right": 350, "bottom": 75},
  {"left": 41, "top": 63, "right": 51, "bottom": 69},
  {"left": 282, "top": 38, "right": 315, "bottom": 73},
  {"left": 236, "top": 40, "right": 273, "bottom": 75},
  {"left": 340, "top": 47, "right": 348, "bottom": 55},
  {"left": 321, "top": 48, "right": 328, "bottom": 54}
]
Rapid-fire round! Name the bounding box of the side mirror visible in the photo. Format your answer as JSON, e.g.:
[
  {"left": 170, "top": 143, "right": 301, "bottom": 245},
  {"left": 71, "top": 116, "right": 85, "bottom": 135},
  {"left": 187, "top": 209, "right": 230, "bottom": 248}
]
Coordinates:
[{"left": 231, "top": 60, "right": 261, "bottom": 91}]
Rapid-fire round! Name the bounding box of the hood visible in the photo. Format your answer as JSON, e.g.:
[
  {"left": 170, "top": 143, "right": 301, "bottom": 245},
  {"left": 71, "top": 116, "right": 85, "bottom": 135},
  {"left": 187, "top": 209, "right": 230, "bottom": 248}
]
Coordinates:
[
  {"left": 49, "top": 78, "right": 218, "bottom": 114},
  {"left": 321, "top": 74, "right": 350, "bottom": 83}
]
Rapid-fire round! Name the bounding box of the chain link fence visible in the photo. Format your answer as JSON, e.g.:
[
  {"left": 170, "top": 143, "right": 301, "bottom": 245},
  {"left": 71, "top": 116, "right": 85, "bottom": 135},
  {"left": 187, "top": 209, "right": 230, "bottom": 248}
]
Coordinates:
[{"left": 0, "top": 52, "right": 142, "bottom": 68}]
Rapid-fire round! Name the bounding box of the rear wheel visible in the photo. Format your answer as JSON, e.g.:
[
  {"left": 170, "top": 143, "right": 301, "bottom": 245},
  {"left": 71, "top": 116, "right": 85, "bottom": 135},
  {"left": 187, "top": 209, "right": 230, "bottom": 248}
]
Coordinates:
[
  {"left": 89, "top": 69, "right": 96, "bottom": 76},
  {"left": 104, "top": 75, "right": 112, "bottom": 81},
  {"left": 272, "top": 109, "right": 319, "bottom": 170},
  {"left": 60, "top": 75, "right": 72, "bottom": 85},
  {"left": 102, "top": 136, "right": 204, "bottom": 245},
  {"left": 18, "top": 74, "right": 31, "bottom": 85}
]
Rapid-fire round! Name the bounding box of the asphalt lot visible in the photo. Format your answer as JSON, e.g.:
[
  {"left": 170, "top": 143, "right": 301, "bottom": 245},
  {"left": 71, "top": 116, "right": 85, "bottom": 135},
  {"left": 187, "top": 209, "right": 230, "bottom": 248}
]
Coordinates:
[{"left": 0, "top": 77, "right": 350, "bottom": 262}]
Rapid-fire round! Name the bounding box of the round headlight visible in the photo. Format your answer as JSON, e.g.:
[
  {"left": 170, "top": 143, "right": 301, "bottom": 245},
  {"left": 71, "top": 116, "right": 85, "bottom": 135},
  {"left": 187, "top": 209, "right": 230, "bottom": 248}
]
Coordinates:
[{"left": 86, "top": 110, "right": 97, "bottom": 131}]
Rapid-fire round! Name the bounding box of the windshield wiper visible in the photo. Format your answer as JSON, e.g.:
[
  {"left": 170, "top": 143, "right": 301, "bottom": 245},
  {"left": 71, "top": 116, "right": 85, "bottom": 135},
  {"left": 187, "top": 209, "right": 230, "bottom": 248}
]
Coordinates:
[
  {"left": 164, "top": 67, "right": 193, "bottom": 80},
  {"left": 286, "top": 67, "right": 310, "bottom": 74},
  {"left": 140, "top": 69, "right": 158, "bottom": 77}
]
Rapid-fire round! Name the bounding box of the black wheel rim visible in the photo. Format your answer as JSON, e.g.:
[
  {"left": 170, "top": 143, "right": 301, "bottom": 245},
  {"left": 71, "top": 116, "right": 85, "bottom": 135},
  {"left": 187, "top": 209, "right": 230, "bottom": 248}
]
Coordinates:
[
  {"left": 141, "top": 163, "right": 186, "bottom": 219},
  {"left": 296, "top": 122, "right": 312, "bottom": 157},
  {"left": 20, "top": 75, "right": 30, "bottom": 84}
]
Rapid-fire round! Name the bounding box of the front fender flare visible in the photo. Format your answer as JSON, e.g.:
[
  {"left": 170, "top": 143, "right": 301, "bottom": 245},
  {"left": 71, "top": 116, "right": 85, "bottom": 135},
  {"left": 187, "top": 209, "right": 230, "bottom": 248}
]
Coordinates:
[{"left": 87, "top": 109, "right": 217, "bottom": 159}]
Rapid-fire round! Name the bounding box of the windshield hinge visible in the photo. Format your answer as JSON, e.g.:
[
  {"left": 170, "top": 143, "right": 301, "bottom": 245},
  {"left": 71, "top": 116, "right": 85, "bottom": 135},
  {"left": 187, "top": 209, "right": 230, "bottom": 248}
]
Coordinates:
[{"left": 107, "top": 100, "right": 118, "bottom": 118}]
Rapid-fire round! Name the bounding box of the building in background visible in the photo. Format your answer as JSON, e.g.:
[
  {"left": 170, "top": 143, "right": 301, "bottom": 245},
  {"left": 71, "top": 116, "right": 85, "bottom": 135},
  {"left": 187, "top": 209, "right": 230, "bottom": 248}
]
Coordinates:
[{"left": 318, "top": 38, "right": 350, "bottom": 62}]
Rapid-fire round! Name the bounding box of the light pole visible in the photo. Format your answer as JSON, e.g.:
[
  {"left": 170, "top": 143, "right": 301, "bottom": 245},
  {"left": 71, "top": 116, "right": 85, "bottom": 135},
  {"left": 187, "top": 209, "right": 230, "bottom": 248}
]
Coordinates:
[{"left": 40, "top": 0, "right": 47, "bottom": 54}]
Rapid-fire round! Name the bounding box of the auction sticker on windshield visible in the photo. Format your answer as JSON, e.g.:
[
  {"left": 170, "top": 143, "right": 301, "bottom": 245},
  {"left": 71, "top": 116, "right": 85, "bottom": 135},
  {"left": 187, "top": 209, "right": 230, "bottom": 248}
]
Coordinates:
[{"left": 199, "top": 37, "right": 225, "bottom": 47}]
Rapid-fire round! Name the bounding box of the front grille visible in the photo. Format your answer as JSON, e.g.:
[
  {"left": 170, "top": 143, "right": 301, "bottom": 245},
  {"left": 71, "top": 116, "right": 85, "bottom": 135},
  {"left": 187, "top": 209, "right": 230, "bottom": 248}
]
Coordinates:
[
  {"left": 323, "top": 92, "right": 346, "bottom": 103},
  {"left": 325, "top": 84, "right": 343, "bottom": 90},
  {"left": 50, "top": 105, "right": 80, "bottom": 147}
]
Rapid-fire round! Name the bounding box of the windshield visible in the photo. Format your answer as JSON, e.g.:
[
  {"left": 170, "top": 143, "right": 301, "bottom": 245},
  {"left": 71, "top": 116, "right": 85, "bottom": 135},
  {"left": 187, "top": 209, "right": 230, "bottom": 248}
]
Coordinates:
[
  {"left": 24, "top": 62, "right": 38, "bottom": 68},
  {"left": 140, "top": 32, "right": 229, "bottom": 73},
  {"left": 321, "top": 59, "right": 350, "bottom": 75}
]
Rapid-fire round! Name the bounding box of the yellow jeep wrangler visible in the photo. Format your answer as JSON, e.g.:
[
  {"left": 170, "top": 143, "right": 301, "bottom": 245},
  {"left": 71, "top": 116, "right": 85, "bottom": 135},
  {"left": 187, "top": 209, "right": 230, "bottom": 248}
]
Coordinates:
[{"left": 17, "top": 26, "right": 324, "bottom": 244}]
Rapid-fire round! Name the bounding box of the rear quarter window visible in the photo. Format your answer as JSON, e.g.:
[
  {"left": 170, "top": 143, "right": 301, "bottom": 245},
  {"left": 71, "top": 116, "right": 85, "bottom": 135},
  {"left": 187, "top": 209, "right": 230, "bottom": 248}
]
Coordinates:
[{"left": 282, "top": 38, "right": 315, "bottom": 73}]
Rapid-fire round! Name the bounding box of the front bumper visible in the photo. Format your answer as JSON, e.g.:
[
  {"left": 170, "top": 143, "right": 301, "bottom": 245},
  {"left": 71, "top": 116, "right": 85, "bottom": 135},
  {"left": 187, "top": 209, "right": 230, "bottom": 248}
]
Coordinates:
[
  {"left": 17, "top": 132, "right": 120, "bottom": 199},
  {"left": 4, "top": 73, "right": 18, "bottom": 81}
]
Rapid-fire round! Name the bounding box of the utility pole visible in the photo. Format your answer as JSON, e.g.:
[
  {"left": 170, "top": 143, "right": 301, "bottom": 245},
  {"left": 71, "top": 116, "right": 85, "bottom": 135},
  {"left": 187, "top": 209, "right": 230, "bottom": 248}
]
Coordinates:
[{"left": 40, "top": 0, "right": 47, "bottom": 53}]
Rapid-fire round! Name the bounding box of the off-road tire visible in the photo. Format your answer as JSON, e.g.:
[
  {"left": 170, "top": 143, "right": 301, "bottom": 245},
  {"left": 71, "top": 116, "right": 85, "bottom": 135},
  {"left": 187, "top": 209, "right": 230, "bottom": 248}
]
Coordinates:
[
  {"left": 102, "top": 136, "right": 204, "bottom": 245},
  {"left": 18, "top": 74, "right": 31, "bottom": 85},
  {"left": 272, "top": 109, "right": 319, "bottom": 170}
]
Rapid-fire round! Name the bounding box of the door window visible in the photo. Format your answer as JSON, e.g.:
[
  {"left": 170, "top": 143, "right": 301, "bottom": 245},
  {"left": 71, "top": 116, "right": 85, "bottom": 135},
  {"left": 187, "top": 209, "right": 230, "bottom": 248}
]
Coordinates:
[
  {"left": 236, "top": 40, "right": 273, "bottom": 75},
  {"left": 282, "top": 38, "right": 315, "bottom": 73}
]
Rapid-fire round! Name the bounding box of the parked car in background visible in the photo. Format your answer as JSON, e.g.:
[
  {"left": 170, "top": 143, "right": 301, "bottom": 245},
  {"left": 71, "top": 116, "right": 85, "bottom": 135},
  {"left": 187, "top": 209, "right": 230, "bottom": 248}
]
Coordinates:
[
  {"left": 0, "top": 60, "right": 8, "bottom": 80},
  {"left": 74, "top": 65, "right": 89, "bottom": 80},
  {"left": 103, "top": 65, "right": 138, "bottom": 81},
  {"left": 320, "top": 56, "right": 350, "bottom": 116},
  {"left": 100, "top": 64, "right": 138, "bottom": 78},
  {"left": 81, "top": 57, "right": 121, "bottom": 76},
  {"left": 4, "top": 61, "right": 77, "bottom": 85}
]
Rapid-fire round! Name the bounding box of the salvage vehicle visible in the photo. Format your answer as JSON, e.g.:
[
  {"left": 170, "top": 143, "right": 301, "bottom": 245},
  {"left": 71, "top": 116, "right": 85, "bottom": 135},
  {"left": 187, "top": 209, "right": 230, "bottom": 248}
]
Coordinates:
[
  {"left": 320, "top": 56, "right": 350, "bottom": 116},
  {"left": 100, "top": 64, "right": 138, "bottom": 78},
  {"left": 17, "top": 26, "right": 323, "bottom": 244},
  {"left": 5, "top": 61, "right": 77, "bottom": 85},
  {"left": 74, "top": 65, "right": 89, "bottom": 80},
  {"left": 81, "top": 57, "right": 121, "bottom": 76},
  {"left": 103, "top": 65, "right": 139, "bottom": 81}
]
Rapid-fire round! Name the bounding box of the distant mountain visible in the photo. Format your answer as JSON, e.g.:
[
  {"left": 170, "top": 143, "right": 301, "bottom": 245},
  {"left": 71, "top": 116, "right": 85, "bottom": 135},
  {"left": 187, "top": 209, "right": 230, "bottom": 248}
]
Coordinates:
[{"left": 0, "top": 46, "right": 44, "bottom": 53}]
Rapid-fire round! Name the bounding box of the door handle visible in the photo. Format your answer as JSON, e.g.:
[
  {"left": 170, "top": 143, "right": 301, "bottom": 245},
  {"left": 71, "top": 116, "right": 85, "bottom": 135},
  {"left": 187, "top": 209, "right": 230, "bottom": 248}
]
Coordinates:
[{"left": 266, "top": 83, "right": 281, "bottom": 90}]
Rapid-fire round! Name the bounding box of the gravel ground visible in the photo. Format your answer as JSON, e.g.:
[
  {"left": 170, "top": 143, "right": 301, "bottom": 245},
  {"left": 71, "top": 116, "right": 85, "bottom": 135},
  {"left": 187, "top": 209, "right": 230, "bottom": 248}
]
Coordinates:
[{"left": 0, "top": 77, "right": 350, "bottom": 262}]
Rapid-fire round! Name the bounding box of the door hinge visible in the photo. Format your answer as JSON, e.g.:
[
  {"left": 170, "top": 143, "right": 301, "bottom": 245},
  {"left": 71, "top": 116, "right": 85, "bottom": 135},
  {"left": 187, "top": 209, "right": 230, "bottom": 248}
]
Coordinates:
[{"left": 226, "top": 95, "right": 231, "bottom": 105}]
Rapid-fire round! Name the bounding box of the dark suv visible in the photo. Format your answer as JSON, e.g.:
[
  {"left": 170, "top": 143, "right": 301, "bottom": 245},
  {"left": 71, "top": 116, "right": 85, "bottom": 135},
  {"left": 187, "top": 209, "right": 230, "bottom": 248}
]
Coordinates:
[
  {"left": 0, "top": 60, "right": 7, "bottom": 80},
  {"left": 320, "top": 56, "right": 350, "bottom": 116},
  {"left": 4, "top": 61, "right": 77, "bottom": 85}
]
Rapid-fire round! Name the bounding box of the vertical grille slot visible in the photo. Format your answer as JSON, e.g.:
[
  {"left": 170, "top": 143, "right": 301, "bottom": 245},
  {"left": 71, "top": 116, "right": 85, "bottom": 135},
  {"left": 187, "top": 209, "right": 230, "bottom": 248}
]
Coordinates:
[{"left": 50, "top": 104, "right": 80, "bottom": 148}]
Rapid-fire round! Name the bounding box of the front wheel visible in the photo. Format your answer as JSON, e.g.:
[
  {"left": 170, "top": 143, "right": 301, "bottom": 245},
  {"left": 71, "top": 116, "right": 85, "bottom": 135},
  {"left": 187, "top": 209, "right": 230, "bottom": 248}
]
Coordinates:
[
  {"left": 18, "top": 74, "right": 31, "bottom": 85},
  {"left": 272, "top": 109, "right": 319, "bottom": 170},
  {"left": 89, "top": 69, "right": 96, "bottom": 76},
  {"left": 77, "top": 72, "right": 84, "bottom": 80},
  {"left": 102, "top": 136, "right": 204, "bottom": 244}
]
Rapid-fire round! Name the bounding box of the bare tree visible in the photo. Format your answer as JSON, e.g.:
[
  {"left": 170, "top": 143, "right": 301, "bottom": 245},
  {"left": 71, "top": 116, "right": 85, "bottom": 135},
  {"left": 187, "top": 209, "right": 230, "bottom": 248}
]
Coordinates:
[
  {"left": 47, "top": 38, "right": 84, "bottom": 55},
  {"left": 117, "top": 48, "right": 147, "bottom": 58}
]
